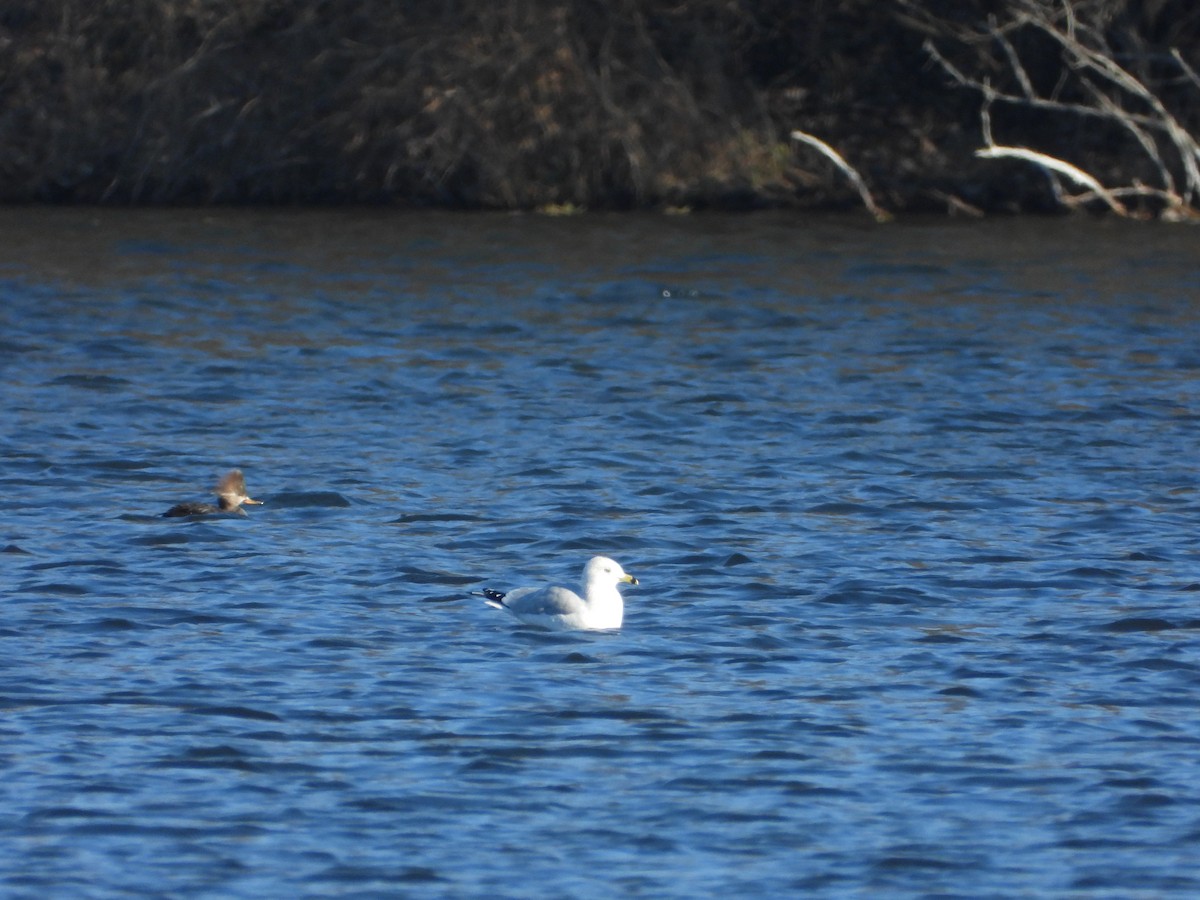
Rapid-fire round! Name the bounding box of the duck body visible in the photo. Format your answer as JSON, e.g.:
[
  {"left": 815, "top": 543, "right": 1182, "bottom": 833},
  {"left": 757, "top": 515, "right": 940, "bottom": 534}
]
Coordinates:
[{"left": 163, "top": 501, "right": 223, "bottom": 517}]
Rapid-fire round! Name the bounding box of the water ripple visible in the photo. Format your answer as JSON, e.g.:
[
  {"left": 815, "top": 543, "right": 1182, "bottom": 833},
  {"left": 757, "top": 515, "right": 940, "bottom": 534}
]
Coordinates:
[{"left": 2, "top": 211, "right": 1200, "bottom": 897}]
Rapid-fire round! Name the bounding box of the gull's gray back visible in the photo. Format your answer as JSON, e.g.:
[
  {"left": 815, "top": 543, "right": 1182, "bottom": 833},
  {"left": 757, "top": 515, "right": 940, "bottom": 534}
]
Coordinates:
[{"left": 505, "top": 585, "right": 585, "bottom": 617}]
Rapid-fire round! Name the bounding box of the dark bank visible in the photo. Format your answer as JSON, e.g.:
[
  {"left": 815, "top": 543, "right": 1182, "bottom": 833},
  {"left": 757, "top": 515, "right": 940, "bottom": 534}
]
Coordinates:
[{"left": 2, "top": 0, "right": 1198, "bottom": 218}]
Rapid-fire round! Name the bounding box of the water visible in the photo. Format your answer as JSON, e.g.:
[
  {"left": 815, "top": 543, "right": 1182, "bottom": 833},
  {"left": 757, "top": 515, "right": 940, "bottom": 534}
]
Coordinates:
[{"left": 3, "top": 209, "right": 1199, "bottom": 897}]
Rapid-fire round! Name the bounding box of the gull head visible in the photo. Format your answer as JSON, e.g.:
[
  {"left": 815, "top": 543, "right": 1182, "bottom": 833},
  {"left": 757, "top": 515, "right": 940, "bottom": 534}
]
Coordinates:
[{"left": 584, "top": 556, "right": 639, "bottom": 588}]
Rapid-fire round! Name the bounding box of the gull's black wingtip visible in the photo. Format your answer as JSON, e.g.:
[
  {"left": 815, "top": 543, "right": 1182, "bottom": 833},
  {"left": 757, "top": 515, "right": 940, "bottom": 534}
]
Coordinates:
[{"left": 475, "top": 588, "right": 508, "bottom": 608}]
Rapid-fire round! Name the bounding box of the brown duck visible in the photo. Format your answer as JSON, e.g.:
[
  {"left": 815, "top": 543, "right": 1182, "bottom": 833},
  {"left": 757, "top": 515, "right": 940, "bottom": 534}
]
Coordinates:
[{"left": 163, "top": 469, "right": 263, "bottom": 517}]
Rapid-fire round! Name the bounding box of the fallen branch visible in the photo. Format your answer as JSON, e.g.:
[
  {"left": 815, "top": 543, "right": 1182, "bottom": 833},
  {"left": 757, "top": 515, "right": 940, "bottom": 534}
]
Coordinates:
[
  {"left": 928, "top": 189, "right": 984, "bottom": 218},
  {"left": 790, "top": 129, "right": 891, "bottom": 222},
  {"left": 975, "top": 145, "right": 1129, "bottom": 215}
]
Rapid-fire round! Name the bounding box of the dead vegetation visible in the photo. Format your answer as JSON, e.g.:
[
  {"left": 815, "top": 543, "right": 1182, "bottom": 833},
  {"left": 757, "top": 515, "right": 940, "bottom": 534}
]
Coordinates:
[
  {"left": 904, "top": 0, "right": 1200, "bottom": 219},
  {"left": 1, "top": 1, "right": 1197, "bottom": 217}
]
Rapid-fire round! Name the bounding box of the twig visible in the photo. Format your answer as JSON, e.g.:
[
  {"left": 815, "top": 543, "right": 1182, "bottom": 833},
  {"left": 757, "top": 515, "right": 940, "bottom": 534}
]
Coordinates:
[
  {"left": 988, "top": 23, "right": 1035, "bottom": 99},
  {"left": 924, "top": 39, "right": 1159, "bottom": 127},
  {"left": 1173, "top": 48, "right": 1200, "bottom": 93},
  {"left": 980, "top": 96, "right": 995, "bottom": 146},
  {"left": 929, "top": 189, "right": 985, "bottom": 217},
  {"left": 790, "top": 130, "right": 891, "bottom": 222},
  {"left": 1081, "top": 77, "right": 1177, "bottom": 196}
]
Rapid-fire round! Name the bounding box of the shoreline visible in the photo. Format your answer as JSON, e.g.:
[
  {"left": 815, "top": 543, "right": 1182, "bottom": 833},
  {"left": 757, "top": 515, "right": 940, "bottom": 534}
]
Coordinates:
[{"left": 3, "top": 1, "right": 1197, "bottom": 220}]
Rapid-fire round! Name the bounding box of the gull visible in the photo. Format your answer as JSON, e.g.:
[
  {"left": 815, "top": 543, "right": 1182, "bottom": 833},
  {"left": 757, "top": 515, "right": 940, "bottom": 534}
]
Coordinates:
[{"left": 477, "top": 556, "right": 639, "bottom": 631}]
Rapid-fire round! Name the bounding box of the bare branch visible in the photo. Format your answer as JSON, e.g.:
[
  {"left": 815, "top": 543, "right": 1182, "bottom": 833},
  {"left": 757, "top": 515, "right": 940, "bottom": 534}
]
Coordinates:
[
  {"left": 921, "top": 3, "right": 1200, "bottom": 217},
  {"left": 790, "top": 130, "right": 891, "bottom": 222},
  {"left": 988, "top": 22, "right": 1035, "bottom": 99},
  {"left": 975, "top": 145, "right": 1128, "bottom": 215},
  {"left": 923, "top": 39, "right": 1160, "bottom": 128},
  {"left": 1024, "top": 12, "right": 1200, "bottom": 201},
  {"left": 1172, "top": 48, "right": 1200, "bottom": 94},
  {"left": 1080, "top": 77, "right": 1177, "bottom": 195},
  {"left": 929, "top": 189, "right": 985, "bottom": 218}
]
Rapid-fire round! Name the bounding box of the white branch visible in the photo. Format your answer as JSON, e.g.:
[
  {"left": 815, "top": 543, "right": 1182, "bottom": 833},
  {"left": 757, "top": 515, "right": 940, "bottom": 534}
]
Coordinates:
[
  {"left": 975, "top": 146, "right": 1128, "bottom": 215},
  {"left": 790, "top": 130, "right": 891, "bottom": 222},
  {"left": 1172, "top": 48, "right": 1200, "bottom": 94}
]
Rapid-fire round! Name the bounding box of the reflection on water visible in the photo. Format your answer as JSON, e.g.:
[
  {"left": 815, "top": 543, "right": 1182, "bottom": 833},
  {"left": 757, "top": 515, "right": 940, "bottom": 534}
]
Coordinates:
[{"left": 2, "top": 209, "right": 1200, "bottom": 897}]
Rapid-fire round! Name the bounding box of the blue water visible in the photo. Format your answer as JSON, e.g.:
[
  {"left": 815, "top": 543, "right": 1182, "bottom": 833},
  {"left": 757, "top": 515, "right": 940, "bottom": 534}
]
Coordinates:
[{"left": 3, "top": 209, "right": 1199, "bottom": 897}]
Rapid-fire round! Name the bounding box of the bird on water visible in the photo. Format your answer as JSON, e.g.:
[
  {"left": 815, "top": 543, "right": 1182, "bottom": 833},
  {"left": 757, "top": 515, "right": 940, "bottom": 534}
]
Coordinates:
[
  {"left": 476, "top": 556, "right": 639, "bottom": 631},
  {"left": 163, "top": 469, "right": 263, "bottom": 517}
]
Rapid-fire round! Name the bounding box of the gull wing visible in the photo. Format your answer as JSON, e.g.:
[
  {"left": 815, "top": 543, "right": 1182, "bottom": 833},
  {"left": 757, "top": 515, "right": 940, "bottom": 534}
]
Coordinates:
[{"left": 503, "top": 585, "right": 586, "bottom": 618}]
